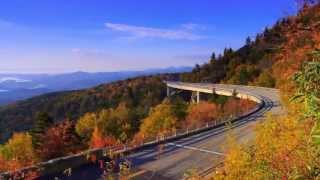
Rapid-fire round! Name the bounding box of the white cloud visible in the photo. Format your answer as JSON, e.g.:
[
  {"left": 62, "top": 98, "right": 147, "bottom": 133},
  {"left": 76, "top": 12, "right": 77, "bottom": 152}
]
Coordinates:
[
  {"left": 181, "top": 23, "right": 207, "bottom": 31},
  {"left": 105, "top": 22, "right": 205, "bottom": 40}
]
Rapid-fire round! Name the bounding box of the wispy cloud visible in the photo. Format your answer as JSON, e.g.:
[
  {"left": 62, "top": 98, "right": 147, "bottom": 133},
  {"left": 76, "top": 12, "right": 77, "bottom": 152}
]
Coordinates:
[
  {"left": 0, "top": 19, "right": 15, "bottom": 29},
  {"left": 180, "top": 23, "right": 207, "bottom": 31},
  {"left": 105, "top": 22, "right": 206, "bottom": 40},
  {"left": 71, "top": 48, "right": 107, "bottom": 55}
]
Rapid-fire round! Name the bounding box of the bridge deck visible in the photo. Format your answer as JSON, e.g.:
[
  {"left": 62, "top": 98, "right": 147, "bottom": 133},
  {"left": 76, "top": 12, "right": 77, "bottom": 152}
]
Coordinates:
[{"left": 165, "top": 81, "right": 279, "bottom": 105}]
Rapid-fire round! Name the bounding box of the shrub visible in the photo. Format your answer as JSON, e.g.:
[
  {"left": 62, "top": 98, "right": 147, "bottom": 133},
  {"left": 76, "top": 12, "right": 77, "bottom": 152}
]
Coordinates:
[{"left": 185, "top": 102, "right": 220, "bottom": 128}]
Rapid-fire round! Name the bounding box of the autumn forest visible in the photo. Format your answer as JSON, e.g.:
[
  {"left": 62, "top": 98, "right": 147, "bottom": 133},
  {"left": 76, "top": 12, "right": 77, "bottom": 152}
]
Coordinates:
[{"left": 0, "top": 1, "right": 320, "bottom": 179}]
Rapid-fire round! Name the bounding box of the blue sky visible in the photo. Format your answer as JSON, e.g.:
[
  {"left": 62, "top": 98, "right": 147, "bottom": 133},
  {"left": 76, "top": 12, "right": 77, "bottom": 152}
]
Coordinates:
[{"left": 0, "top": 0, "right": 297, "bottom": 73}]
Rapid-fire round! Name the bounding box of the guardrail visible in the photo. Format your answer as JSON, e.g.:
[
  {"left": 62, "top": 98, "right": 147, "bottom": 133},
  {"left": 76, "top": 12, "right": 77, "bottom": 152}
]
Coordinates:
[{"left": 0, "top": 87, "right": 265, "bottom": 179}]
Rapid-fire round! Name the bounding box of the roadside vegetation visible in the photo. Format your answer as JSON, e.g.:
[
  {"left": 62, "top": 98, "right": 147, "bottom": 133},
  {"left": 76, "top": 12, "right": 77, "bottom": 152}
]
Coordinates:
[
  {"left": 211, "top": 2, "right": 320, "bottom": 179},
  {"left": 213, "top": 52, "right": 320, "bottom": 180}
]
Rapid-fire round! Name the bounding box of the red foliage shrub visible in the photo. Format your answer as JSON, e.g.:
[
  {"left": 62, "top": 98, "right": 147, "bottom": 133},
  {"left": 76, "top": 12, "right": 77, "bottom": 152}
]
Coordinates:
[
  {"left": 223, "top": 98, "right": 256, "bottom": 118},
  {"left": 186, "top": 102, "right": 221, "bottom": 128},
  {"left": 37, "top": 120, "right": 82, "bottom": 160}
]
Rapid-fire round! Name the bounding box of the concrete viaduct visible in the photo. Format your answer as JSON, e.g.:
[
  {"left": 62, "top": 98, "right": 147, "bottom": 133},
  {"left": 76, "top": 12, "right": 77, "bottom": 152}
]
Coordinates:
[{"left": 166, "top": 81, "right": 264, "bottom": 104}]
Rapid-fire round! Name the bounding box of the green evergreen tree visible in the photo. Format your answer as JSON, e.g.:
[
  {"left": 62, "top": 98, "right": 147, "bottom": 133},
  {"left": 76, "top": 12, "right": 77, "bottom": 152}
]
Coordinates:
[
  {"left": 238, "top": 67, "right": 249, "bottom": 84},
  {"left": 30, "top": 112, "right": 53, "bottom": 148},
  {"left": 245, "top": 36, "right": 252, "bottom": 46},
  {"left": 210, "top": 52, "right": 216, "bottom": 62}
]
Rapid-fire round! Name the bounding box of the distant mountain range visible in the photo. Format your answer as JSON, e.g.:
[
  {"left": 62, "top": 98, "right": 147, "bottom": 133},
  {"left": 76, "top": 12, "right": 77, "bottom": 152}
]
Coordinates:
[{"left": 0, "top": 66, "right": 192, "bottom": 105}]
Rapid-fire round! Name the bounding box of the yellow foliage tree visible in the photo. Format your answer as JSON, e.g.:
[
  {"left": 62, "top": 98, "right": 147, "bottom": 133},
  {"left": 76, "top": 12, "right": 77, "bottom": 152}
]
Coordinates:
[
  {"left": 75, "top": 112, "right": 98, "bottom": 140},
  {"left": 99, "top": 103, "right": 133, "bottom": 143},
  {"left": 140, "top": 100, "right": 177, "bottom": 138},
  {"left": 0, "top": 133, "right": 37, "bottom": 172},
  {"left": 213, "top": 114, "right": 318, "bottom": 179}
]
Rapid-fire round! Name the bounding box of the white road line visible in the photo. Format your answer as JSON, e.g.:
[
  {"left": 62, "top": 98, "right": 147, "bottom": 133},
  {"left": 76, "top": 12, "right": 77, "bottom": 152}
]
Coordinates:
[{"left": 166, "top": 143, "right": 225, "bottom": 156}]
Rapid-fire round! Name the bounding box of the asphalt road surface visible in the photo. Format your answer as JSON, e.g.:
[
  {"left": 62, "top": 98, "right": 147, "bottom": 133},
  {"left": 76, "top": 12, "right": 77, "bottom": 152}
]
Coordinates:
[{"left": 43, "top": 83, "right": 283, "bottom": 180}]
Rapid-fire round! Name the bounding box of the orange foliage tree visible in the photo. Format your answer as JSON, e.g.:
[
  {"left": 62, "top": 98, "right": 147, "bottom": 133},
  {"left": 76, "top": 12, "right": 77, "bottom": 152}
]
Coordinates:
[
  {"left": 222, "top": 98, "right": 241, "bottom": 118},
  {"left": 238, "top": 99, "right": 257, "bottom": 114},
  {"left": 89, "top": 127, "right": 119, "bottom": 149}
]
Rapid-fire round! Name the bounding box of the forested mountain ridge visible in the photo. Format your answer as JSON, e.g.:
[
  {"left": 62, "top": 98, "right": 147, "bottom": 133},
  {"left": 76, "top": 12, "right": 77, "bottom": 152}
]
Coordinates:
[{"left": 180, "top": 3, "right": 320, "bottom": 88}]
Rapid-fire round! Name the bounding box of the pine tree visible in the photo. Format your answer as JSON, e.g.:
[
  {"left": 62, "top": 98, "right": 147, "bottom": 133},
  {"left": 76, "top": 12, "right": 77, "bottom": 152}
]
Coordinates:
[
  {"left": 30, "top": 112, "right": 53, "bottom": 149},
  {"left": 210, "top": 52, "right": 216, "bottom": 62},
  {"left": 245, "top": 37, "right": 252, "bottom": 46}
]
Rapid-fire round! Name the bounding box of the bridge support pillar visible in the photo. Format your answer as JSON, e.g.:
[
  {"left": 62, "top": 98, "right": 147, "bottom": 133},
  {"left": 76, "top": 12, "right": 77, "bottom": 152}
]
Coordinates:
[
  {"left": 167, "top": 87, "right": 170, "bottom": 97},
  {"left": 197, "top": 91, "right": 200, "bottom": 103},
  {"left": 191, "top": 91, "right": 200, "bottom": 104}
]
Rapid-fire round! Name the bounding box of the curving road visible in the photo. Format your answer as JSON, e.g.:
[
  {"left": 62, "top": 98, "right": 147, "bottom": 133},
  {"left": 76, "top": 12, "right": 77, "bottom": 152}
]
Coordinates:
[{"left": 44, "top": 82, "right": 283, "bottom": 180}]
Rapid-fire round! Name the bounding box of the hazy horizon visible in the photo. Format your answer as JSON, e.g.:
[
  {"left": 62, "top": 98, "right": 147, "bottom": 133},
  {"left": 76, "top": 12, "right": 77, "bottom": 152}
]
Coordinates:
[{"left": 0, "top": 66, "right": 192, "bottom": 75}]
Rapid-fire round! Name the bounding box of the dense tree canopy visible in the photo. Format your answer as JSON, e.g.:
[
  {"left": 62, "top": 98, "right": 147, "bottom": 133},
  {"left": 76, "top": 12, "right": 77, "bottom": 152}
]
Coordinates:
[{"left": 2, "top": 1, "right": 320, "bottom": 177}]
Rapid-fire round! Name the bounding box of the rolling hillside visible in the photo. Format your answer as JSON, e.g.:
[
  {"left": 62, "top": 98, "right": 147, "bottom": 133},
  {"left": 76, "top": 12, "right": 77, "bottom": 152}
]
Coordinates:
[{"left": 0, "top": 75, "right": 178, "bottom": 142}]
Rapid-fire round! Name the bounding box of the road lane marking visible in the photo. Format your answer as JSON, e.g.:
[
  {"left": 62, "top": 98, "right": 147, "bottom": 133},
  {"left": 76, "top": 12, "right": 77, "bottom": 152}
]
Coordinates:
[{"left": 166, "top": 143, "right": 225, "bottom": 156}]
